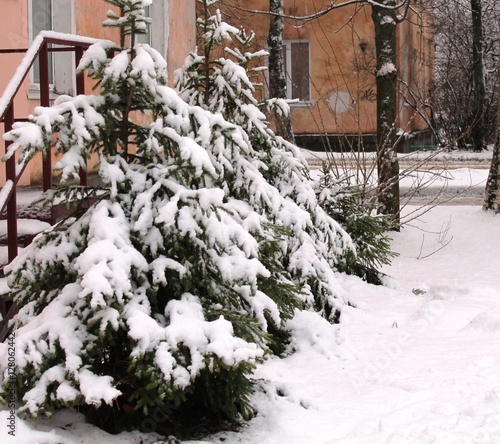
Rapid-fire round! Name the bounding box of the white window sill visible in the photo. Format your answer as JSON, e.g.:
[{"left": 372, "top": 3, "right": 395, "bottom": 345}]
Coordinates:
[
  {"left": 27, "top": 84, "right": 59, "bottom": 101},
  {"left": 289, "top": 100, "right": 313, "bottom": 108}
]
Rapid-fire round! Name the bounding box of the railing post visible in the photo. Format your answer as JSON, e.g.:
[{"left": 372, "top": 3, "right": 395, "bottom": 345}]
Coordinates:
[
  {"left": 39, "top": 42, "right": 51, "bottom": 191},
  {"left": 75, "top": 45, "right": 88, "bottom": 186},
  {"left": 75, "top": 46, "right": 85, "bottom": 95},
  {"left": 4, "top": 103, "right": 17, "bottom": 263}
]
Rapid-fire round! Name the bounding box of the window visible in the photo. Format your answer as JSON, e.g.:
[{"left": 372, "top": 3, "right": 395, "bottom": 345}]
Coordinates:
[
  {"left": 29, "top": 0, "right": 75, "bottom": 98},
  {"left": 136, "top": 6, "right": 151, "bottom": 45},
  {"left": 282, "top": 41, "right": 310, "bottom": 102},
  {"left": 31, "top": 0, "right": 53, "bottom": 85},
  {"left": 400, "top": 41, "right": 410, "bottom": 115},
  {"left": 136, "top": 3, "right": 167, "bottom": 56}
]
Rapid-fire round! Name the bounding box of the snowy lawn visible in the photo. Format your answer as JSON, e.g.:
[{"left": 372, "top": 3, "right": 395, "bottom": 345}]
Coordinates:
[{"left": 1, "top": 203, "right": 499, "bottom": 443}]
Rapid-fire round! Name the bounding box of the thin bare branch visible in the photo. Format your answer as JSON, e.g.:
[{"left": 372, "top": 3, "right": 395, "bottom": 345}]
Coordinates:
[{"left": 230, "top": 0, "right": 411, "bottom": 24}]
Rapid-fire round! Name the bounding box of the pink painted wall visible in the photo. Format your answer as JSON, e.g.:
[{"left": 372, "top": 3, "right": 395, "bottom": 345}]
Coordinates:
[
  {"left": 75, "top": 0, "right": 196, "bottom": 83},
  {"left": 0, "top": 0, "right": 32, "bottom": 185},
  {"left": 0, "top": 0, "right": 30, "bottom": 116},
  {"left": 167, "top": 0, "right": 196, "bottom": 85}
]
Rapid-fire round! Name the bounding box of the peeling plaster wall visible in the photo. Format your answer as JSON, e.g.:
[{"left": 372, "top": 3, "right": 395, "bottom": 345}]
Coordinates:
[{"left": 220, "top": 0, "right": 434, "bottom": 139}]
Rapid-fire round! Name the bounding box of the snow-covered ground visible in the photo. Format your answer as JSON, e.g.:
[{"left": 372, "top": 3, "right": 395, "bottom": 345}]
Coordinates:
[
  {"left": 205, "top": 204, "right": 500, "bottom": 444},
  {"left": 1, "top": 165, "right": 500, "bottom": 443}
]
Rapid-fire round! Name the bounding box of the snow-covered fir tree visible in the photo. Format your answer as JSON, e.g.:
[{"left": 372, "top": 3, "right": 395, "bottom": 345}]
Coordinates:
[
  {"left": 175, "top": 1, "right": 356, "bottom": 317},
  {"left": 0, "top": 0, "right": 364, "bottom": 433}
]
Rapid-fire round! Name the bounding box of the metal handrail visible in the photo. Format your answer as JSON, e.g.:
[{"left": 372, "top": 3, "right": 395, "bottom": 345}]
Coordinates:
[
  {"left": 0, "top": 32, "right": 114, "bottom": 339},
  {"left": 0, "top": 31, "right": 100, "bottom": 123},
  {"left": 0, "top": 31, "right": 105, "bottom": 333},
  {"left": 0, "top": 31, "right": 103, "bottom": 262}
]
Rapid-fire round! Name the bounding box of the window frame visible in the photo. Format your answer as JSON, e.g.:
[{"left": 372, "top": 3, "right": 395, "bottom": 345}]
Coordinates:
[
  {"left": 282, "top": 39, "right": 311, "bottom": 105},
  {"left": 136, "top": 5, "right": 152, "bottom": 46},
  {"left": 136, "top": 2, "right": 167, "bottom": 56},
  {"left": 28, "top": 0, "right": 75, "bottom": 99}
]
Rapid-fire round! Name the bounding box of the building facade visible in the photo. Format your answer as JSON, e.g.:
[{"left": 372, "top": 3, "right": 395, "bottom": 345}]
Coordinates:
[{"left": 221, "top": 0, "right": 435, "bottom": 151}]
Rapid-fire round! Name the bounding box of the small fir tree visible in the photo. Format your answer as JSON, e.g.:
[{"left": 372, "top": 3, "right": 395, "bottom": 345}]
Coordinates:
[{"left": 315, "top": 165, "right": 397, "bottom": 285}]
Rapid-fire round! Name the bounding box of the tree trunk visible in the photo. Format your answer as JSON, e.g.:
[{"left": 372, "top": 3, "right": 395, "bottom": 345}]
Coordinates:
[
  {"left": 371, "top": 1, "right": 400, "bottom": 224},
  {"left": 483, "top": 34, "right": 500, "bottom": 211},
  {"left": 470, "top": 0, "right": 486, "bottom": 150},
  {"left": 267, "top": 0, "right": 295, "bottom": 142},
  {"left": 484, "top": 127, "right": 500, "bottom": 211}
]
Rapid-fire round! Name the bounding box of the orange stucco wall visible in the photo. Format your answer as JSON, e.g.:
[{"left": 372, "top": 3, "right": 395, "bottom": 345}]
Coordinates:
[
  {"left": 0, "top": 0, "right": 196, "bottom": 187},
  {"left": 0, "top": 0, "right": 31, "bottom": 186},
  {"left": 168, "top": 0, "right": 197, "bottom": 84},
  {"left": 221, "top": 0, "right": 433, "bottom": 137},
  {"left": 75, "top": 0, "right": 196, "bottom": 85}
]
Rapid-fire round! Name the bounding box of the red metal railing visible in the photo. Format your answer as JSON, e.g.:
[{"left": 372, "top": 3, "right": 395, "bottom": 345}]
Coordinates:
[
  {"left": 0, "top": 31, "right": 101, "bottom": 328},
  {"left": 0, "top": 31, "right": 101, "bottom": 262}
]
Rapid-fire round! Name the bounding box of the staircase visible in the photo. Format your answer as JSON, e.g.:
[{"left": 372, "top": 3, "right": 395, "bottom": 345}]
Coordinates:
[
  {"left": 0, "top": 32, "right": 101, "bottom": 341},
  {"left": 0, "top": 187, "right": 49, "bottom": 260}
]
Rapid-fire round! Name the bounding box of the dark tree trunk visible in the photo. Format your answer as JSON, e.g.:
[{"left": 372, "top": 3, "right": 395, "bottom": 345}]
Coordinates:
[
  {"left": 470, "top": 0, "right": 486, "bottom": 150},
  {"left": 484, "top": 128, "right": 500, "bottom": 211},
  {"left": 267, "top": 0, "right": 295, "bottom": 142},
  {"left": 371, "top": 1, "right": 400, "bottom": 224},
  {"left": 484, "top": 36, "right": 500, "bottom": 211}
]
